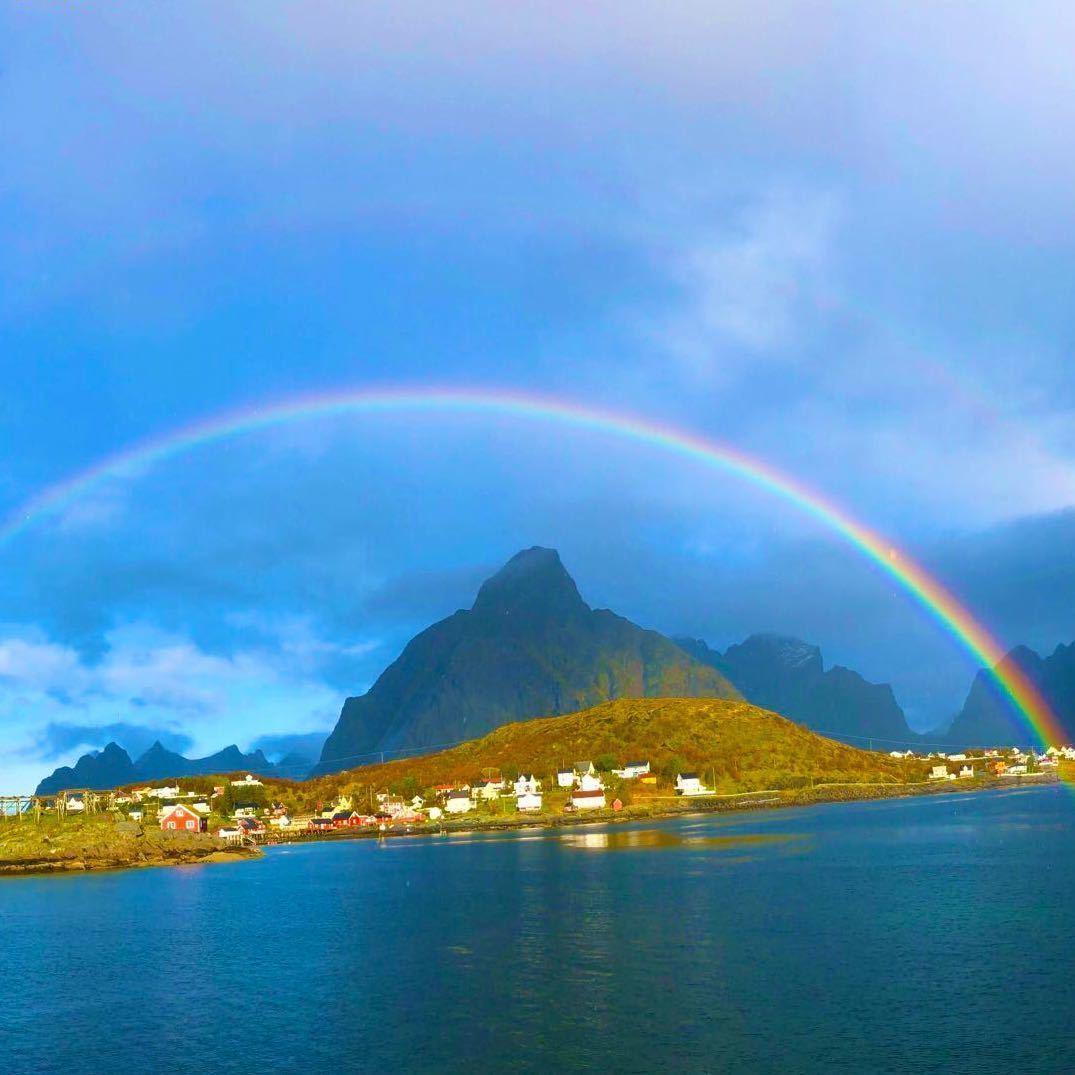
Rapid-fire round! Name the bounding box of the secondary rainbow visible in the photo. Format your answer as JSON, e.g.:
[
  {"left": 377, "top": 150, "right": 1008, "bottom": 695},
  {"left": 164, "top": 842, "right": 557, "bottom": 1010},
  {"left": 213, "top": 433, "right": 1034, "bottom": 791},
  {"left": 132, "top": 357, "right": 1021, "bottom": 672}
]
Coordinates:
[{"left": 0, "top": 385, "right": 1062, "bottom": 748}]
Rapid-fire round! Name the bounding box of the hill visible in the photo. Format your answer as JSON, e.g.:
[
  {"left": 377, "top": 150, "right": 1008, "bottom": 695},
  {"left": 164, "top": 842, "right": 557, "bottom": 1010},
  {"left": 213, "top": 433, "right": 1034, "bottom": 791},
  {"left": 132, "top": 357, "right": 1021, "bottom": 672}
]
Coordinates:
[
  {"left": 314, "top": 548, "right": 740, "bottom": 773},
  {"left": 35, "top": 740, "right": 284, "bottom": 796},
  {"left": 677, "top": 634, "right": 917, "bottom": 747},
  {"left": 307, "top": 696, "right": 926, "bottom": 799},
  {"left": 947, "top": 641, "right": 1075, "bottom": 746}
]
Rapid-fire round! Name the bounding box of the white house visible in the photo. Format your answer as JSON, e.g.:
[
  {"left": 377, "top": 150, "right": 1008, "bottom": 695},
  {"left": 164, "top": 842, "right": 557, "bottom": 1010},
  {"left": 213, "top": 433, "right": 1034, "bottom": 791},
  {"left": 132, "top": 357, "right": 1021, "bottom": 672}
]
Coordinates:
[
  {"left": 217, "top": 826, "right": 243, "bottom": 843},
  {"left": 445, "top": 790, "right": 475, "bottom": 815},
  {"left": 269, "top": 814, "right": 293, "bottom": 828},
  {"left": 556, "top": 769, "right": 575, "bottom": 788},
  {"left": 427, "top": 806, "right": 443, "bottom": 821},
  {"left": 929, "top": 765, "right": 950, "bottom": 780},
  {"left": 574, "top": 761, "right": 596, "bottom": 778},
  {"left": 191, "top": 800, "right": 210, "bottom": 814},
  {"left": 1008, "top": 764, "right": 1028, "bottom": 775},
  {"left": 150, "top": 785, "right": 180, "bottom": 800},
  {"left": 514, "top": 774, "right": 541, "bottom": 796},
  {"left": 572, "top": 788, "right": 606, "bottom": 810},
  {"left": 578, "top": 772, "right": 604, "bottom": 793},
  {"left": 231, "top": 773, "right": 264, "bottom": 787},
  {"left": 614, "top": 761, "right": 650, "bottom": 778},
  {"left": 516, "top": 791, "right": 543, "bottom": 812},
  {"left": 474, "top": 781, "right": 502, "bottom": 801},
  {"left": 675, "top": 772, "right": 708, "bottom": 796},
  {"left": 948, "top": 753, "right": 967, "bottom": 762},
  {"left": 958, "top": 765, "right": 975, "bottom": 779}
]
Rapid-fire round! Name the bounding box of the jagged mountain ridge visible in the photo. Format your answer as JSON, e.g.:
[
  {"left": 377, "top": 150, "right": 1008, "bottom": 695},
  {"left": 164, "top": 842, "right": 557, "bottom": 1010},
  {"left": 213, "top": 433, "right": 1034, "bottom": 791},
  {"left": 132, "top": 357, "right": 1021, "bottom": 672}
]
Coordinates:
[
  {"left": 676, "top": 633, "right": 917, "bottom": 746},
  {"left": 314, "top": 547, "right": 741, "bottom": 773},
  {"left": 35, "top": 740, "right": 284, "bottom": 796}
]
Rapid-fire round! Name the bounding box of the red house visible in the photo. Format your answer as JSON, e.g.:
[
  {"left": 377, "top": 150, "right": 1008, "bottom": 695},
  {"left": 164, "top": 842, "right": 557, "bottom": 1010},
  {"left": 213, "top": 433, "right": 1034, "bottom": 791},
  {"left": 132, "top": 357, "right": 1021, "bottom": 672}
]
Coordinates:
[{"left": 160, "top": 804, "right": 206, "bottom": 834}]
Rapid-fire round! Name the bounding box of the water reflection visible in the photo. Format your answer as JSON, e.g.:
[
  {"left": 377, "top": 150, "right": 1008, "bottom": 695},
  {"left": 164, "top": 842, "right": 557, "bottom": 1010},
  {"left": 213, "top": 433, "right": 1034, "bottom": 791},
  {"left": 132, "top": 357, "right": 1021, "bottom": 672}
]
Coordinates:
[{"left": 560, "top": 828, "right": 808, "bottom": 853}]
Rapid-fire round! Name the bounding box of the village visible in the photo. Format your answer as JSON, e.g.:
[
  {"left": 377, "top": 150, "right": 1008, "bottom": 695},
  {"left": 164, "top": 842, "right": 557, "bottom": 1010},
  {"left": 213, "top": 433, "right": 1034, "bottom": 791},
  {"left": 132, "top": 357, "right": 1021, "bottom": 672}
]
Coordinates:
[{"left": 3, "top": 741, "right": 1066, "bottom": 848}]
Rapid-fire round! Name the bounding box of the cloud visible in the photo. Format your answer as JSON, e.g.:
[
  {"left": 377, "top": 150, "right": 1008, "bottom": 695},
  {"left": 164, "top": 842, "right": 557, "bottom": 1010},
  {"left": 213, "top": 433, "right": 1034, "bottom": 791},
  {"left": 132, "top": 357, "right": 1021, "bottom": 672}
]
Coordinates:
[
  {"left": 655, "top": 189, "right": 840, "bottom": 372},
  {"left": 0, "top": 623, "right": 342, "bottom": 789}
]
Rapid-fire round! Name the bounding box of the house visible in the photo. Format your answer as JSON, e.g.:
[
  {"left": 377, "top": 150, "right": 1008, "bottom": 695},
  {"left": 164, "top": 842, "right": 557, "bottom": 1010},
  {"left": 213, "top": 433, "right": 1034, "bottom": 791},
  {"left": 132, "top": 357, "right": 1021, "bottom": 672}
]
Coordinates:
[
  {"left": 233, "top": 802, "right": 261, "bottom": 818},
  {"left": 516, "top": 791, "right": 543, "bottom": 812},
  {"left": 65, "top": 795, "right": 86, "bottom": 813},
  {"left": 191, "top": 800, "right": 210, "bottom": 814},
  {"left": 639, "top": 773, "right": 658, "bottom": 786},
  {"left": 929, "top": 765, "right": 950, "bottom": 780},
  {"left": 332, "top": 810, "right": 362, "bottom": 828},
  {"left": 572, "top": 788, "right": 606, "bottom": 810},
  {"left": 578, "top": 773, "right": 603, "bottom": 793},
  {"left": 675, "top": 772, "right": 708, "bottom": 796},
  {"left": 230, "top": 773, "right": 264, "bottom": 787},
  {"left": 958, "top": 765, "right": 975, "bottom": 779},
  {"left": 948, "top": 753, "right": 967, "bottom": 762},
  {"left": 160, "top": 804, "right": 206, "bottom": 833},
  {"left": 427, "top": 806, "right": 443, "bottom": 821},
  {"left": 150, "top": 785, "right": 180, "bottom": 800},
  {"left": 574, "top": 761, "right": 596, "bottom": 778},
  {"left": 556, "top": 769, "right": 575, "bottom": 788},
  {"left": 474, "top": 781, "right": 502, "bottom": 801},
  {"left": 445, "top": 790, "right": 475, "bottom": 815},
  {"left": 128, "top": 808, "right": 144, "bottom": 821},
  {"left": 308, "top": 817, "right": 334, "bottom": 832},
  {"left": 269, "top": 814, "right": 293, "bottom": 828},
  {"left": 1008, "top": 764, "right": 1028, "bottom": 775},
  {"left": 217, "top": 826, "right": 243, "bottom": 842},
  {"left": 513, "top": 774, "right": 541, "bottom": 796},
  {"left": 236, "top": 816, "right": 265, "bottom": 835},
  {"left": 614, "top": 761, "right": 650, "bottom": 779}
]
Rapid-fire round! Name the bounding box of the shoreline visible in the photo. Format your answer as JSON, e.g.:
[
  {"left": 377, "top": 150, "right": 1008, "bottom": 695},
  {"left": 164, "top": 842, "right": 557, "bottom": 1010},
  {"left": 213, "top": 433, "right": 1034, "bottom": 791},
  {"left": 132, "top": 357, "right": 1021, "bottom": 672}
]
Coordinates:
[{"left": 260, "top": 771, "right": 1061, "bottom": 848}]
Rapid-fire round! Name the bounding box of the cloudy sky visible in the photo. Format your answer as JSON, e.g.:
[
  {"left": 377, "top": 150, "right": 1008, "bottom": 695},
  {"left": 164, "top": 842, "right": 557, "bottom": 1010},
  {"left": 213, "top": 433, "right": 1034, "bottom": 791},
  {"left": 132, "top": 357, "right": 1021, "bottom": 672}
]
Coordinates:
[{"left": 3, "top": 3, "right": 1075, "bottom": 789}]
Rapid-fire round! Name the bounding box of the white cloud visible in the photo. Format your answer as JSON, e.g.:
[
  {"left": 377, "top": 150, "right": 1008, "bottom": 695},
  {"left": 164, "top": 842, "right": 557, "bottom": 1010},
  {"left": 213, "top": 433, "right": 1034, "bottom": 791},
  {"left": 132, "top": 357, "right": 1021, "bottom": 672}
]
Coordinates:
[{"left": 0, "top": 624, "right": 341, "bottom": 790}]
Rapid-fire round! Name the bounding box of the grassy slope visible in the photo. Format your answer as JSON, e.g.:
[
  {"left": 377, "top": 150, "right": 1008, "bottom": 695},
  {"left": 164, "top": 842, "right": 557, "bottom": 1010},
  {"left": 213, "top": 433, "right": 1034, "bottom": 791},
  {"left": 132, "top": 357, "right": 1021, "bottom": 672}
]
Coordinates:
[{"left": 302, "top": 697, "right": 930, "bottom": 800}]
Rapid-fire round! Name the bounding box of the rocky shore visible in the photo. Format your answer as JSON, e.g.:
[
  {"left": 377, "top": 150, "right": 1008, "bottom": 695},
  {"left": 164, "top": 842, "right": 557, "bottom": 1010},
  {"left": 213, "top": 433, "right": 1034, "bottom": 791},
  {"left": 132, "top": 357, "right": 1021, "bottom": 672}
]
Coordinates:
[{"left": 0, "top": 815, "right": 261, "bottom": 876}]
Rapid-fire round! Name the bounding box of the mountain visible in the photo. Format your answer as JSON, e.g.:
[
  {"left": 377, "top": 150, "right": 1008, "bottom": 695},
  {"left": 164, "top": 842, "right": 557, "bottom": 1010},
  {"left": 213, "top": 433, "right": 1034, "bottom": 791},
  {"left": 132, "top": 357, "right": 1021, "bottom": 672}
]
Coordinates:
[
  {"left": 314, "top": 547, "right": 740, "bottom": 774},
  {"left": 35, "top": 742, "right": 138, "bottom": 796},
  {"left": 35, "top": 740, "right": 282, "bottom": 796},
  {"left": 307, "top": 696, "right": 925, "bottom": 795},
  {"left": 677, "top": 633, "right": 916, "bottom": 746},
  {"left": 946, "top": 642, "right": 1075, "bottom": 746}
]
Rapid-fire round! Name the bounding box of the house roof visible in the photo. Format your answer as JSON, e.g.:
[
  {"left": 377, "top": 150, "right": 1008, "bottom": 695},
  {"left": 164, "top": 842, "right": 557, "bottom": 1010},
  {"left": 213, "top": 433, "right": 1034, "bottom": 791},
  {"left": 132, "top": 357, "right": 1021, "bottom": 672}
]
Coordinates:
[
  {"left": 332, "top": 811, "right": 355, "bottom": 820},
  {"left": 678, "top": 772, "right": 700, "bottom": 780},
  {"left": 447, "top": 790, "right": 471, "bottom": 799},
  {"left": 572, "top": 789, "right": 605, "bottom": 799},
  {"left": 625, "top": 760, "right": 648, "bottom": 768}
]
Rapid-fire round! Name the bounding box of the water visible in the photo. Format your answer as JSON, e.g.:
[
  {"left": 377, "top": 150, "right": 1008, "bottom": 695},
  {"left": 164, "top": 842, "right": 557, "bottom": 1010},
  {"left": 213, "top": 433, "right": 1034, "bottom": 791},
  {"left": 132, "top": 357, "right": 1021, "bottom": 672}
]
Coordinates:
[{"left": 3, "top": 785, "right": 1073, "bottom": 1074}]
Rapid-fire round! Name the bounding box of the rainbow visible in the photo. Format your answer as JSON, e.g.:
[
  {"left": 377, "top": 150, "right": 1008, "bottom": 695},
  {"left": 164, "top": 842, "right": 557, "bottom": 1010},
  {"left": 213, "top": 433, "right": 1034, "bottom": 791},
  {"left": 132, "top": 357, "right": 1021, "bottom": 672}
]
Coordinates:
[{"left": 0, "top": 385, "right": 1063, "bottom": 748}]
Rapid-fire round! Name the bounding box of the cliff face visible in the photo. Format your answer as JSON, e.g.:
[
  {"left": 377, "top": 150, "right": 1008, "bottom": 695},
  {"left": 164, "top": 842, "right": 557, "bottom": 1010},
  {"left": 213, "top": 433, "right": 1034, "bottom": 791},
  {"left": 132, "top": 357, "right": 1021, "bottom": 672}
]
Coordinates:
[{"left": 315, "top": 548, "right": 740, "bottom": 773}]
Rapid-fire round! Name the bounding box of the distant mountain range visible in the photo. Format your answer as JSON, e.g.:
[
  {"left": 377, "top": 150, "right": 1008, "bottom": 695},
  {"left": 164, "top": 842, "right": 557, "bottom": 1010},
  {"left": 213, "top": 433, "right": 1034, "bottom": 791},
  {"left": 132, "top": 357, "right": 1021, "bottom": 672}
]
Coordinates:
[
  {"left": 314, "top": 547, "right": 740, "bottom": 774},
  {"left": 946, "top": 642, "right": 1075, "bottom": 747},
  {"left": 35, "top": 740, "right": 306, "bottom": 796}
]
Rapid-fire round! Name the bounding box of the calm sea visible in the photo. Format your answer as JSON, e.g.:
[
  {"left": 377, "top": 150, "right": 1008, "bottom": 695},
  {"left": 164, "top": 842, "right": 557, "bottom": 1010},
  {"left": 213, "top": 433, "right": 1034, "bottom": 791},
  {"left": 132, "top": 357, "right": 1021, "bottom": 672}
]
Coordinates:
[{"left": 3, "top": 785, "right": 1073, "bottom": 1074}]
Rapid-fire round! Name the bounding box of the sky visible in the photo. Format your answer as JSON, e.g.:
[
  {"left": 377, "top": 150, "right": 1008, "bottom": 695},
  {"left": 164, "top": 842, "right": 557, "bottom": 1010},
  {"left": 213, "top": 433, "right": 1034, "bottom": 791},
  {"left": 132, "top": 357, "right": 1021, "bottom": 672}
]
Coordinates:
[{"left": 3, "top": 2, "right": 1075, "bottom": 790}]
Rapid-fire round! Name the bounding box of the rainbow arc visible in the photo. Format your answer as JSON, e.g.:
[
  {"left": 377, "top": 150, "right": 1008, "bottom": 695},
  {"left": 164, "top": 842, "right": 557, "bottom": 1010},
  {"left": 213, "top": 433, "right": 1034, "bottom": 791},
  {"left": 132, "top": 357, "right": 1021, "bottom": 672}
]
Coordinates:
[{"left": 0, "top": 386, "right": 1063, "bottom": 748}]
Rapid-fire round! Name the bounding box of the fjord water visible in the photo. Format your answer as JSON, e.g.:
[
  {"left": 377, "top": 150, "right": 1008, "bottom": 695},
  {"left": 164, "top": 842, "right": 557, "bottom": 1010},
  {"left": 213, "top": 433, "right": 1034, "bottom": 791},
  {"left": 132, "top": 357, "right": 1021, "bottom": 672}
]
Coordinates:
[{"left": 4, "top": 787, "right": 1073, "bottom": 1074}]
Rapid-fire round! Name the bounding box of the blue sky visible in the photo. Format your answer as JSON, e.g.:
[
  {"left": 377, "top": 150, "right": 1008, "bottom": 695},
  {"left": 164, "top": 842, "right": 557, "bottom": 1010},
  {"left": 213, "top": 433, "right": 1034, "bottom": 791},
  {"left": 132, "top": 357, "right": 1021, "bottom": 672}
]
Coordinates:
[{"left": 3, "top": 2, "right": 1075, "bottom": 789}]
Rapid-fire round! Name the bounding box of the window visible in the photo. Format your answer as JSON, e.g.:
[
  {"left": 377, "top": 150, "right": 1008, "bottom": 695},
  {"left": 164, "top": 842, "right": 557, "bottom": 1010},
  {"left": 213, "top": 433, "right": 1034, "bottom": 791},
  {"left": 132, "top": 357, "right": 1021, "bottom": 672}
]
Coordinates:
[
  {"left": 167, "top": 821, "right": 176, "bottom": 829},
  {"left": 187, "top": 820, "right": 196, "bottom": 830}
]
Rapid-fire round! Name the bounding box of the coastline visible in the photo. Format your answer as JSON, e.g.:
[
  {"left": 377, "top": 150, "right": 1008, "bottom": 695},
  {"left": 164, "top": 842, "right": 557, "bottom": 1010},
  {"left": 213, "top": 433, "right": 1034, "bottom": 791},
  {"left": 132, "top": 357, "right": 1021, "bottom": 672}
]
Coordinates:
[{"left": 261, "top": 770, "right": 1062, "bottom": 847}]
